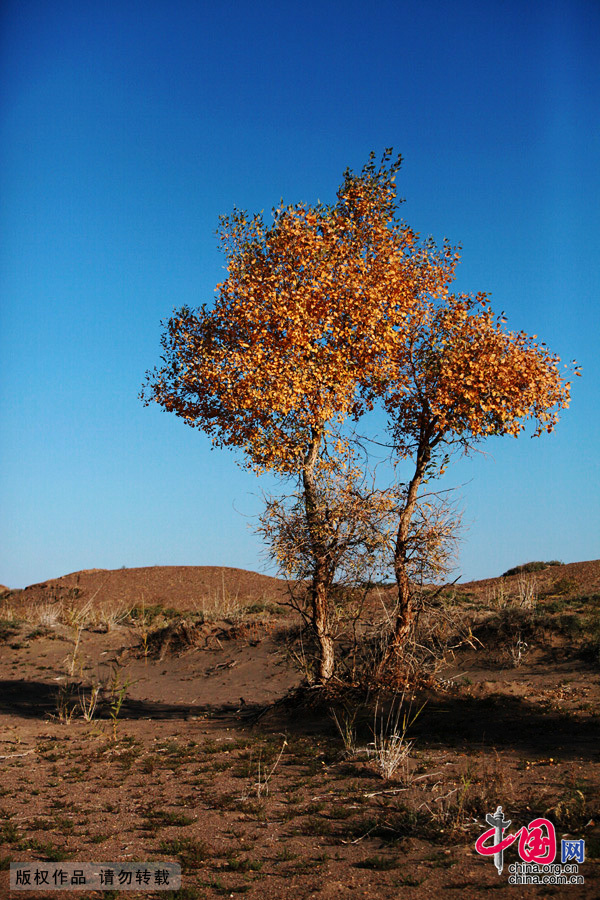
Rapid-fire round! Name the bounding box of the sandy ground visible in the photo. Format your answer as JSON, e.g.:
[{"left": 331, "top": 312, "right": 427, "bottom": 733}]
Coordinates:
[{"left": 0, "top": 562, "right": 598, "bottom": 899}]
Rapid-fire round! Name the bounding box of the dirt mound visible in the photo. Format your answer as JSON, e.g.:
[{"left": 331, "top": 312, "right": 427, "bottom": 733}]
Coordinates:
[
  {"left": 13, "top": 565, "right": 289, "bottom": 615},
  {"left": 460, "top": 558, "right": 600, "bottom": 601}
]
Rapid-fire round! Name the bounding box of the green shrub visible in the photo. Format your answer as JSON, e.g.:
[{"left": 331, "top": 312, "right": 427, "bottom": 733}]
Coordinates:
[
  {"left": 129, "top": 604, "right": 181, "bottom": 624},
  {"left": 544, "top": 576, "right": 579, "bottom": 597},
  {"left": 0, "top": 619, "right": 20, "bottom": 641},
  {"left": 503, "top": 561, "right": 563, "bottom": 577}
]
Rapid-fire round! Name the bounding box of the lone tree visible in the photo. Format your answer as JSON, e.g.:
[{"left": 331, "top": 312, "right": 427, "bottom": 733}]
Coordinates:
[{"left": 141, "top": 150, "right": 576, "bottom": 682}]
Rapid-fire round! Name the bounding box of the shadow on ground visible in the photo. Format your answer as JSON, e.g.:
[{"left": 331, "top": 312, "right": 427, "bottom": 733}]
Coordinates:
[{"left": 1, "top": 679, "right": 598, "bottom": 761}]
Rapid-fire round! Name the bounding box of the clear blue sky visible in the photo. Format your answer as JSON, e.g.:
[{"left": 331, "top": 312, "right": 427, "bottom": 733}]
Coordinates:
[{"left": 1, "top": 0, "right": 598, "bottom": 589}]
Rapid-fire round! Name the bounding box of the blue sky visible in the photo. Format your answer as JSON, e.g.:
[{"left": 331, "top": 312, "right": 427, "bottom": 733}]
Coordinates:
[{"left": 1, "top": 0, "right": 598, "bottom": 589}]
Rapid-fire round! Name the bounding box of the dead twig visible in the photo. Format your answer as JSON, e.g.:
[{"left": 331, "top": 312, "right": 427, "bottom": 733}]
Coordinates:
[{"left": 0, "top": 749, "right": 36, "bottom": 759}]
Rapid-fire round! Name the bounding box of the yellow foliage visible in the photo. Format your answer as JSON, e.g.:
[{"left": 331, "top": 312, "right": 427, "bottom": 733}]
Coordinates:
[{"left": 142, "top": 147, "right": 574, "bottom": 486}]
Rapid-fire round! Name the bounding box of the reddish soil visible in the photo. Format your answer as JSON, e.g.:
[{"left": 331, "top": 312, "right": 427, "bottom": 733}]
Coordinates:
[
  {"left": 0, "top": 562, "right": 598, "bottom": 899},
  {"left": 11, "top": 566, "right": 290, "bottom": 613}
]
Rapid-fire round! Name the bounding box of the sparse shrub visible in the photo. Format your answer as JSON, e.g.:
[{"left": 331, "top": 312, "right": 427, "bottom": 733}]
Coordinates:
[
  {"left": 108, "top": 672, "right": 131, "bottom": 740},
  {"left": 370, "top": 692, "right": 424, "bottom": 781},
  {"left": 0, "top": 821, "right": 19, "bottom": 843},
  {"left": 299, "top": 815, "right": 334, "bottom": 837},
  {"left": 496, "top": 604, "right": 537, "bottom": 638},
  {"left": 478, "top": 602, "right": 539, "bottom": 666},
  {"left": 245, "top": 598, "right": 283, "bottom": 616},
  {"left": 225, "top": 855, "right": 262, "bottom": 872},
  {"left": 54, "top": 680, "right": 77, "bottom": 724},
  {"left": 193, "top": 575, "right": 244, "bottom": 623},
  {"left": 547, "top": 790, "right": 588, "bottom": 830},
  {"left": 27, "top": 625, "right": 53, "bottom": 640},
  {"left": 98, "top": 603, "right": 131, "bottom": 631},
  {"left": 487, "top": 577, "right": 508, "bottom": 607},
  {"left": 30, "top": 601, "right": 63, "bottom": 627},
  {"left": 508, "top": 633, "right": 529, "bottom": 667},
  {"left": 275, "top": 846, "right": 298, "bottom": 862},
  {"left": 242, "top": 737, "right": 288, "bottom": 801},
  {"left": 516, "top": 572, "right": 538, "bottom": 609},
  {"left": 26, "top": 839, "right": 70, "bottom": 861},
  {"left": 421, "top": 778, "right": 472, "bottom": 836},
  {"left": 342, "top": 807, "right": 431, "bottom": 843},
  {"left": 330, "top": 705, "right": 360, "bottom": 757},
  {"left": 78, "top": 684, "right": 101, "bottom": 722},
  {"left": 142, "top": 809, "right": 195, "bottom": 828}
]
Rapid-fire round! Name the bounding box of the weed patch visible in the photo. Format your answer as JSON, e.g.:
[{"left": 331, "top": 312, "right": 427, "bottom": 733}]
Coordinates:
[
  {"left": 158, "top": 837, "right": 211, "bottom": 870},
  {"left": 354, "top": 854, "right": 400, "bottom": 870}
]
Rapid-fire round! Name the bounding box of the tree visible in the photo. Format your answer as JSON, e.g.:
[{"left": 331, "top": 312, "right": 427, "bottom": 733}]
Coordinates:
[
  {"left": 141, "top": 151, "right": 456, "bottom": 682},
  {"left": 141, "top": 149, "right": 576, "bottom": 682},
  {"left": 378, "top": 292, "right": 577, "bottom": 666}
]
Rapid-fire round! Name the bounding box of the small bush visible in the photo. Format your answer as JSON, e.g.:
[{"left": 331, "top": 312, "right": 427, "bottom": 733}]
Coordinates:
[
  {"left": 158, "top": 837, "right": 210, "bottom": 870},
  {"left": 502, "top": 561, "right": 563, "bottom": 577},
  {"left": 544, "top": 576, "right": 579, "bottom": 597},
  {"left": 581, "top": 613, "right": 600, "bottom": 666},
  {"left": 129, "top": 604, "right": 181, "bottom": 624},
  {"left": 495, "top": 605, "right": 537, "bottom": 638},
  {"left": 0, "top": 619, "right": 20, "bottom": 641},
  {"left": 556, "top": 613, "right": 584, "bottom": 636},
  {"left": 0, "top": 822, "right": 19, "bottom": 843}
]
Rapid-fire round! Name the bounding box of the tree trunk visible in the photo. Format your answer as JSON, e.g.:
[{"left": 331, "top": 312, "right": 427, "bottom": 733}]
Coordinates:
[
  {"left": 392, "top": 558, "right": 416, "bottom": 652},
  {"left": 315, "top": 581, "right": 335, "bottom": 682},
  {"left": 302, "top": 425, "right": 335, "bottom": 684},
  {"left": 380, "top": 412, "right": 436, "bottom": 673}
]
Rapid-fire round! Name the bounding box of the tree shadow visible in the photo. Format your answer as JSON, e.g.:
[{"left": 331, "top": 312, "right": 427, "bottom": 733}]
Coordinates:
[
  {"left": 1, "top": 679, "right": 598, "bottom": 762},
  {"left": 255, "top": 683, "right": 600, "bottom": 762},
  {"left": 0, "top": 679, "right": 244, "bottom": 721},
  {"left": 411, "top": 690, "right": 600, "bottom": 760}
]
